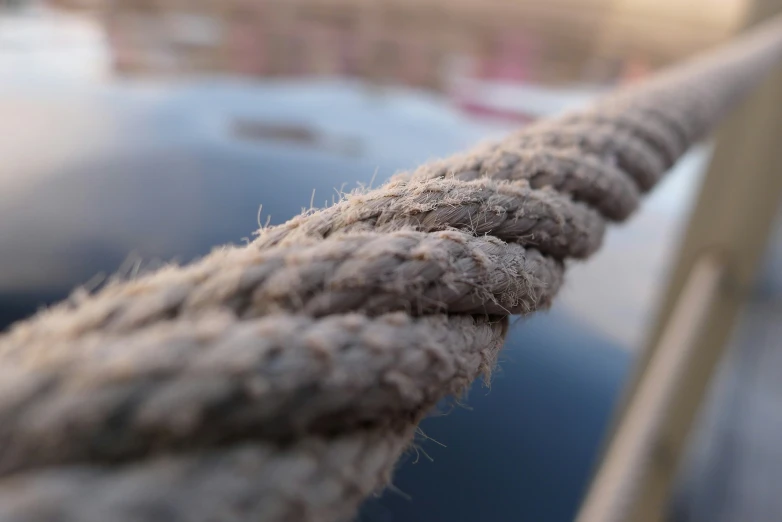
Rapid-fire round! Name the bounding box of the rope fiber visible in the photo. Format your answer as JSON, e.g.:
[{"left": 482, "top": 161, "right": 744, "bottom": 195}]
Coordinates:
[{"left": 1, "top": 15, "right": 782, "bottom": 522}]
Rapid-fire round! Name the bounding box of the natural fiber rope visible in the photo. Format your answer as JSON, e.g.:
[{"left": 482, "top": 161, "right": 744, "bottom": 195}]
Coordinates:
[
  {"left": 0, "top": 312, "right": 506, "bottom": 475},
  {"left": 0, "top": 428, "right": 414, "bottom": 522},
  {"left": 1, "top": 16, "right": 781, "bottom": 522}
]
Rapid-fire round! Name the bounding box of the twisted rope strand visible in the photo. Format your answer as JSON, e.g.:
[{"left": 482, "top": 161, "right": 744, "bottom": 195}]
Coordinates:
[
  {"left": 0, "top": 428, "right": 413, "bottom": 522},
  {"left": 0, "top": 313, "right": 505, "bottom": 476},
  {"left": 256, "top": 177, "right": 605, "bottom": 259},
  {"left": 0, "top": 230, "right": 560, "bottom": 351},
  {"left": 431, "top": 148, "right": 643, "bottom": 221}
]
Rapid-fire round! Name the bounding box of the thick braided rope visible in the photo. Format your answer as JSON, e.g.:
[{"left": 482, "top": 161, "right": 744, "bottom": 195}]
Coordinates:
[
  {"left": 0, "top": 428, "right": 414, "bottom": 522},
  {"left": 0, "top": 312, "right": 506, "bottom": 475},
  {"left": 0, "top": 16, "right": 781, "bottom": 522}
]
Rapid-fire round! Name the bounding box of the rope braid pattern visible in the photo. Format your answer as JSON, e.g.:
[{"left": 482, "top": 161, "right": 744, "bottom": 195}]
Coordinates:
[{"left": 1, "top": 16, "right": 781, "bottom": 522}]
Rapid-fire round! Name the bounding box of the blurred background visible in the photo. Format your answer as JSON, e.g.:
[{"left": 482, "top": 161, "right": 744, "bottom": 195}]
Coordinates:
[{"left": 1, "top": 0, "right": 778, "bottom": 521}]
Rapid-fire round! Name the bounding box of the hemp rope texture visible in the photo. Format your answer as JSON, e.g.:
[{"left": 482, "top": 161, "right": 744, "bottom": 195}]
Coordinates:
[{"left": 1, "top": 15, "right": 782, "bottom": 522}]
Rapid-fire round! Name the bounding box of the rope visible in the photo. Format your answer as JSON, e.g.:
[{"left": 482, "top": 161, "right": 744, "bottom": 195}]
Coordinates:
[{"left": 1, "top": 16, "right": 781, "bottom": 522}]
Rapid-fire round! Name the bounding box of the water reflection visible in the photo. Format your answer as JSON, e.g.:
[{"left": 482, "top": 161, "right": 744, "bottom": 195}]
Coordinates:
[{"left": 231, "top": 119, "right": 363, "bottom": 156}]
